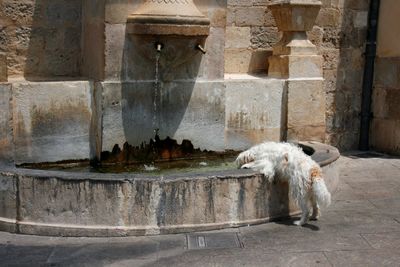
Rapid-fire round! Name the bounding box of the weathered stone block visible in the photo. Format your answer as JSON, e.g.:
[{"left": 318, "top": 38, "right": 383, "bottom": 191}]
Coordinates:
[
  {"left": 316, "top": 8, "right": 341, "bottom": 27},
  {"left": 227, "top": 0, "right": 252, "bottom": 7},
  {"left": 225, "top": 75, "right": 285, "bottom": 149},
  {"left": 224, "top": 48, "right": 252, "bottom": 73},
  {"left": 269, "top": 55, "right": 323, "bottom": 78},
  {"left": 204, "top": 6, "right": 227, "bottom": 28},
  {"left": 0, "top": 84, "right": 12, "bottom": 163},
  {"left": 374, "top": 57, "right": 400, "bottom": 88},
  {"left": 250, "top": 26, "right": 280, "bottom": 49},
  {"left": 45, "top": 1, "right": 81, "bottom": 26},
  {"left": 1, "top": 1, "right": 35, "bottom": 25},
  {"left": 372, "top": 87, "right": 400, "bottom": 120},
  {"left": 226, "top": 7, "right": 235, "bottom": 26},
  {"left": 101, "top": 80, "right": 225, "bottom": 152},
  {"left": 0, "top": 53, "right": 7, "bottom": 82},
  {"left": 0, "top": 173, "right": 16, "bottom": 223},
  {"left": 199, "top": 27, "right": 225, "bottom": 79},
  {"left": 18, "top": 176, "right": 125, "bottom": 226},
  {"left": 287, "top": 79, "right": 326, "bottom": 142},
  {"left": 235, "top": 7, "right": 267, "bottom": 26},
  {"left": 321, "top": 48, "right": 340, "bottom": 70},
  {"left": 377, "top": 1, "right": 400, "bottom": 57},
  {"left": 105, "top": 0, "right": 141, "bottom": 24},
  {"left": 344, "top": 0, "right": 369, "bottom": 10},
  {"left": 105, "top": 23, "right": 125, "bottom": 81},
  {"left": 354, "top": 11, "right": 368, "bottom": 28},
  {"left": 12, "top": 81, "right": 93, "bottom": 164},
  {"left": 308, "top": 26, "right": 324, "bottom": 47},
  {"left": 371, "top": 119, "right": 400, "bottom": 155},
  {"left": 82, "top": 21, "right": 105, "bottom": 80},
  {"left": 225, "top": 26, "right": 251, "bottom": 49}
]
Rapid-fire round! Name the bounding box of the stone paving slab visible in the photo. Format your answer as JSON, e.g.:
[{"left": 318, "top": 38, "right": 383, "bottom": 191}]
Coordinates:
[
  {"left": 154, "top": 250, "right": 332, "bottom": 267},
  {"left": 47, "top": 242, "right": 160, "bottom": 265},
  {"left": 368, "top": 197, "right": 400, "bottom": 216},
  {"left": 240, "top": 228, "right": 371, "bottom": 252},
  {"left": 324, "top": 249, "right": 400, "bottom": 267},
  {"left": 361, "top": 231, "right": 400, "bottom": 249},
  {"left": 327, "top": 199, "right": 377, "bottom": 211},
  {"left": 315, "top": 210, "right": 400, "bottom": 234},
  {"left": 1, "top": 244, "right": 54, "bottom": 267},
  {"left": 0, "top": 154, "right": 399, "bottom": 266}
]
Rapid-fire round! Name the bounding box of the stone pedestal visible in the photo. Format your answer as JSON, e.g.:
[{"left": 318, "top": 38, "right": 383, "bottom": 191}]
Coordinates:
[{"left": 268, "top": 0, "right": 325, "bottom": 142}]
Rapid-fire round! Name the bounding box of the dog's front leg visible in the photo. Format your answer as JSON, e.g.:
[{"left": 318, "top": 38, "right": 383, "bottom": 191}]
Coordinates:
[{"left": 236, "top": 150, "right": 255, "bottom": 168}]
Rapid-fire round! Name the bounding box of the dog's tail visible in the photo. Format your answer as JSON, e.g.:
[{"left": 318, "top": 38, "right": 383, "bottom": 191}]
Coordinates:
[{"left": 312, "top": 178, "right": 331, "bottom": 208}]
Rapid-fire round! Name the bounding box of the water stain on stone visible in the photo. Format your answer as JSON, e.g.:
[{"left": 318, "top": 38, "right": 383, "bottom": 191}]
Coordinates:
[{"left": 30, "top": 100, "right": 90, "bottom": 137}]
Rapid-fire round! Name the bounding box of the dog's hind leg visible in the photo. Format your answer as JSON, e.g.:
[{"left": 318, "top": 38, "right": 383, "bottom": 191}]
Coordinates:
[
  {"left": 294, "top": 198, "right": 310, "bottom": 226},
  {"left": 310, "top": 197, "right": 320, "bottom": 220}
]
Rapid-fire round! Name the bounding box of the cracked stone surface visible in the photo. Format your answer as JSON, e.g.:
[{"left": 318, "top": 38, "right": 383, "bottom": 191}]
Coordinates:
[{"left": 0, "top": 152, "right": 400, "bottom": 266}]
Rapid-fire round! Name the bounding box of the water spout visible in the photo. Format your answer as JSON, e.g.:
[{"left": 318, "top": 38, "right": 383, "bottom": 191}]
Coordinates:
[
  {"left": 196, "top": 44, "right": 206, "bottom": 54},
  {"left": 156, "top": 42, "right": 163, "bottom": 53}
]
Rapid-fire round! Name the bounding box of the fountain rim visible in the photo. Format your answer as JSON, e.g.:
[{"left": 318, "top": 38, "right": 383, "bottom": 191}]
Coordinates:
[
  {"left": 0, "top": 141, "right": 340, "bottom": 237},
  {"left": 0, "top": 142, "right": 340, "bottom": 182}
]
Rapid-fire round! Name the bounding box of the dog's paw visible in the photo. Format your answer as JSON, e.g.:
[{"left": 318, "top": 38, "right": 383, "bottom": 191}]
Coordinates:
[
  {"left": 241, "top": 162, "right": 255, "bottom": 169},
  {"left": 294, "top": 220, "right": 306, "bottom": 226},
  {"left": 236, "top": 151, "right": 255, "bottom": 167},
  {"left": 309, "top": 214, "right": 320, "bottom": 221}
]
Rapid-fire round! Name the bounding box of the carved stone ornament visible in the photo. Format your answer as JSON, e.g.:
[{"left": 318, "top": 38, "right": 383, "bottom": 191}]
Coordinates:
[{"left": 127, "top": 0, "right": 210, "bottom": 36}]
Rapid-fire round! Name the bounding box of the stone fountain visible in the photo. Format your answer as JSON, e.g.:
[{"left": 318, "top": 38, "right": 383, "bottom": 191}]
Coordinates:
[{"left": 0, "top": 0, "right": 339, "bottom": 237}]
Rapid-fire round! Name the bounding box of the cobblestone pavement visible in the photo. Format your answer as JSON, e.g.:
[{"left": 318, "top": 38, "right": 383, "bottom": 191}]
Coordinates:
[{"left": 1, "top": 152, "right": 400, "bottom": 267}]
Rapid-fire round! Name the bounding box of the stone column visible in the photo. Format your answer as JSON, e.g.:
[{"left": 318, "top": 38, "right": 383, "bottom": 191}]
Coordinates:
[{"left": 268, "top": 0, "right": 325, "bottom": 142}]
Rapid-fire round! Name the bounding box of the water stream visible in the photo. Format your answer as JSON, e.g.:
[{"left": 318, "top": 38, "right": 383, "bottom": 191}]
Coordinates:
[{"left": 153, "top": 52, "right": 161, "bottom": 131}]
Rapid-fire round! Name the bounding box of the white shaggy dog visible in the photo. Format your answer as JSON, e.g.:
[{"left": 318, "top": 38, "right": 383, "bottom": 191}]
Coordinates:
[{"left": 236, "top": 142, "right": 331, "bottom": 226}]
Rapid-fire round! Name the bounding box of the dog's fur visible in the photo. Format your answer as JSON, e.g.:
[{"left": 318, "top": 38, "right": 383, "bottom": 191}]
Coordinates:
[{"left": 236, "top": 142, "right": 331, "bottom": 226}]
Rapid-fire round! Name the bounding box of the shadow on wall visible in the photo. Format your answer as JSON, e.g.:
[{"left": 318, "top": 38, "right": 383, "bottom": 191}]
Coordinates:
[
  {"left": 324, "top": 1, "right": 369, "bottom": 149},
  {"left": 24, "top": 0, "right": 82, "bottom": 80},
  {"left": 120, "top": 32, "right": 205, "bottom": 145}
]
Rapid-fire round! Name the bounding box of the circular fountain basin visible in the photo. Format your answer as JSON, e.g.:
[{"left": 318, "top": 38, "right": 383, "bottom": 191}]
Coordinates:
[{"left": 0, "top": 142, "right": 339, "bottom": 237}]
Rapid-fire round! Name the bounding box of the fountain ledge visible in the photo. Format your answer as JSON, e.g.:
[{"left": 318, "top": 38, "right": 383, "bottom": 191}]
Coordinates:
[{"left": 0, "top": 142, "right": 339, "bottom": 237}]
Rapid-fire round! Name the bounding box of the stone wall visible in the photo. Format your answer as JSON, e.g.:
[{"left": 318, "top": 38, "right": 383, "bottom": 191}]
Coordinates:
[
  {"left": 318, "top": 0, "right": 370, "bottom": 150},
  {"left": 0, "top": 0, "right": 82, "bottom": 78},
  {"left": 225, "top": 0, "right": 279, "bottom": 74},
  {"left": 370, "top": 0, "right": 400, "bottom": 155},
  {"left": 226, "top": 0, "right": 370, "bottom": 151},
  {"left": 0, "top": 0, "right": 375, "bottom": 152}
]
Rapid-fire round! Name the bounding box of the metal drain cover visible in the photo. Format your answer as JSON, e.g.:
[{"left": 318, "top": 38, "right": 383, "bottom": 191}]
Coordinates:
[{"left": 186, "top": 232, "right": 243, "bottom": 250}]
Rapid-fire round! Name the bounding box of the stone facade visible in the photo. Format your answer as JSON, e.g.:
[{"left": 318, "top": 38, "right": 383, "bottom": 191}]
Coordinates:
[{"left": 0, "top": 0, "right": 388, "bottom": 163}]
